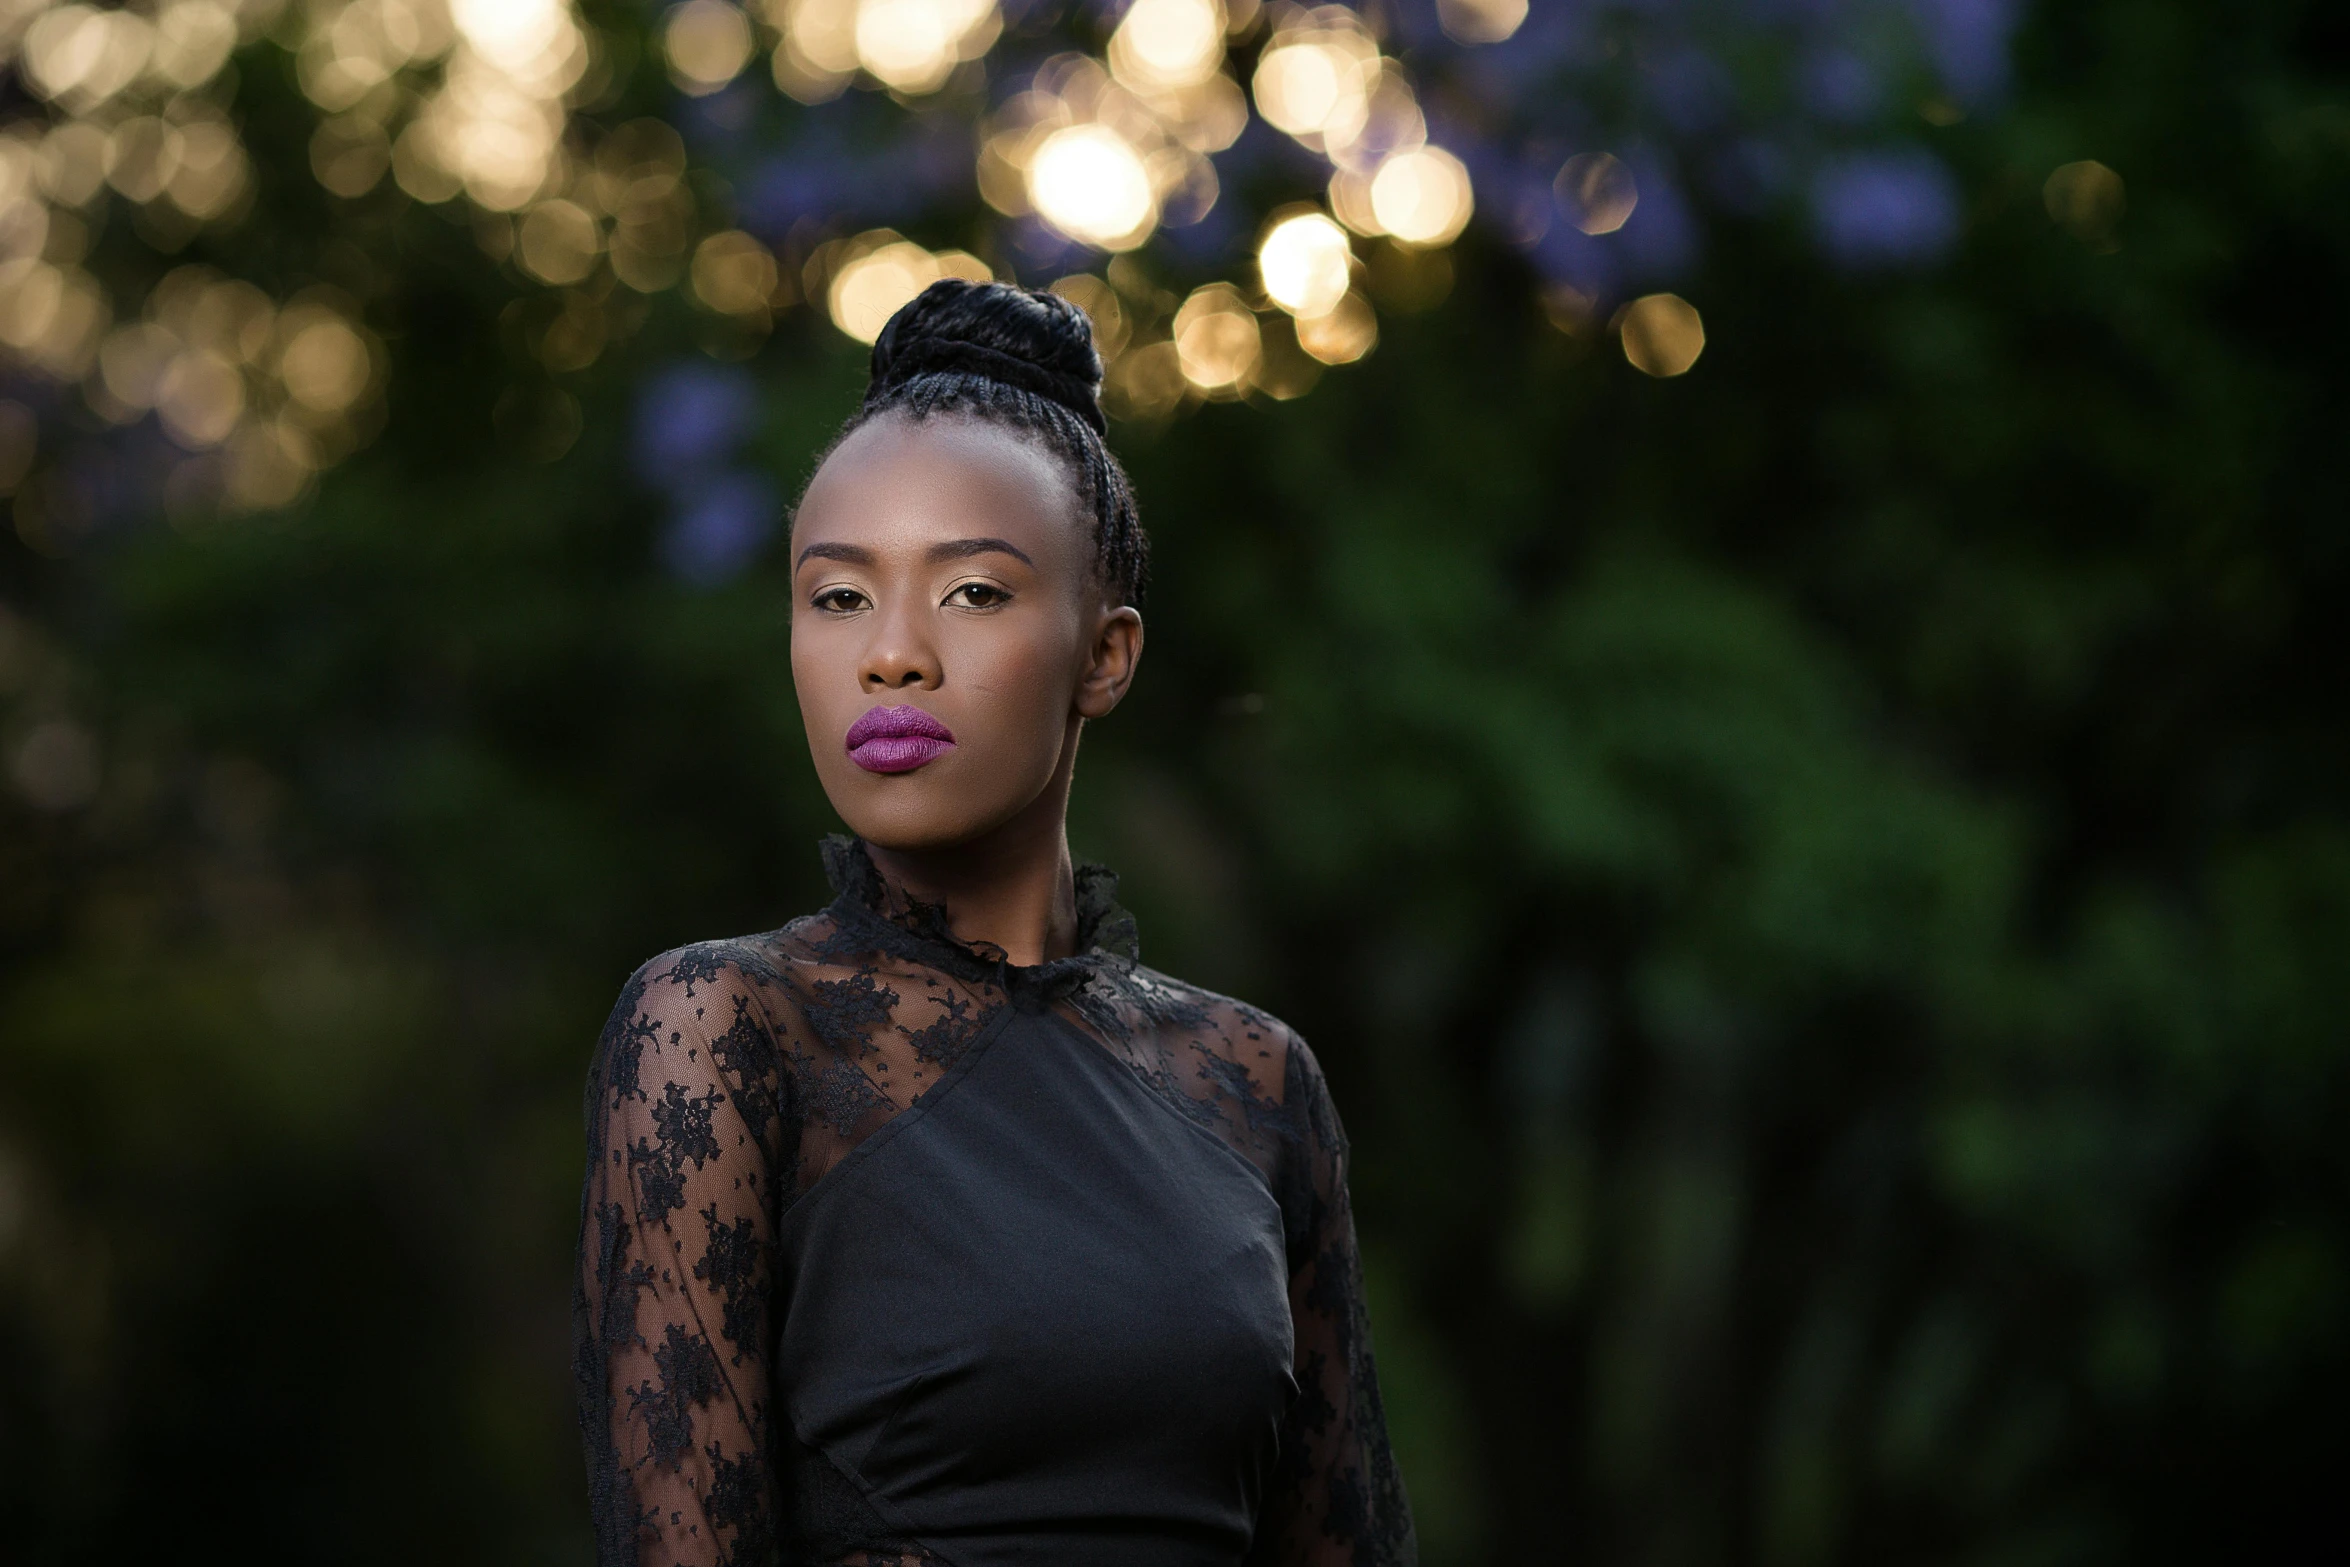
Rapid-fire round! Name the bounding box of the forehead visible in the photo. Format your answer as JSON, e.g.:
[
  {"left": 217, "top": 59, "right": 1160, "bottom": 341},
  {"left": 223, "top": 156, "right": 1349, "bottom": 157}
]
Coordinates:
[{"left": 794, "top": 414, "right": 1084, "bottom": 564}]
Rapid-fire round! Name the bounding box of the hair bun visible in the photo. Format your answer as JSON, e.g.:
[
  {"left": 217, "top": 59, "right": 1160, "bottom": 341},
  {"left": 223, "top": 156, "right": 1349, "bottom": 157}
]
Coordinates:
[{"left": 866, "top": 278, "right": 1107, "bottom": 435}]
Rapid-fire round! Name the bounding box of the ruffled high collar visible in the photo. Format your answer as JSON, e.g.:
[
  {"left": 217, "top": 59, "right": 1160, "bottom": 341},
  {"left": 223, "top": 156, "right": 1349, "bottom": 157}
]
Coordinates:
[{"left": 818, "top": 835, "right": 1138, "bottom": 1006}]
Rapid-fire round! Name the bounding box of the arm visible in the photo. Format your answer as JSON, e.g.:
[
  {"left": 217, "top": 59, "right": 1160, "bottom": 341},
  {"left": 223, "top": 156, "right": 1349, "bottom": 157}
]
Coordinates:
[
  {"left": 1250, "top": 1039, "right": 1417, "bottom": 1567},
  {"left": 574, "top": 950, "right": 790, "bottom": 1567}
]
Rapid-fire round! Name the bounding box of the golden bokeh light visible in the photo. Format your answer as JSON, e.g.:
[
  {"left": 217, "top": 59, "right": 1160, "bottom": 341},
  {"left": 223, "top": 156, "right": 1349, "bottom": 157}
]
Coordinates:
[
  {"left": 1540, "top": 281, "right": 1597, "bottom": 336},
  {"left": 1258, "top": 211, "right": 1352, "bottom": 319},
  {"left": 1172, "top": 282, "right": 1259, "bottom": 394},
  {"left": 225, "top": 417, "right": 321, "bottom": 511},
  {"left": 0, "top": 262, "right": 59, "bottom": 350},
  {"left": 1251, "top": 312, "right": 1321, "bottom": 399},
  {"left": 8, "top": 718, "right": 100, "bottom": 810},
  {"left": 278, "top": 310, "right": 377, "bottom": 413},
  {"left": 691, "top": 230, "right": 781, "bottom": 316},
  {"left": 104, "top": 117, "right": 178, "bottom": 203},
  {"left": 0, "top": 398, "right": 36, "bottom": 494},
  {"left": 151, "top": 268, "right": 277, "bottom": 365},
  {"left": 312, "top": 115, "right": 394, "bottom": 198},
  {"left": 1048, "top": 273, "right": 1131, "bottom": 363},
  {"left": 763, "top": 0, "right": 856, "bottom": 100},
  {"left": 664, "top": 0, "right": 757, "bottom": 95},
  {"left": 0, "top": 0, "right": 410, "bottom": 508},
  {"left": 0, "top": 0, "right": 1673, "bottom": 506},
  {"left": 517, "top": 199, "right": 602, "bottom": 285},
  {"left": 1437, "top": 0, "right": 1527, "bottom": 44},
  {"left": 1370, "top": 145, "right": 1472, "bottom": 246},
  {"left": 975, "top": 124, "right": 1035, "bottom": 217},
  {"left": 1108, "top": 0, "right": 1224, "bottom": 93},
  {"left": 163, "top": 116, "right": 249, "bottom": 219},
  {"left": 978, "top": 47, "right": 1243, "bottom": 246},
  {"left": 2044, "top": 159, "right": 2125, "bottom": 250},
  {"left": 38, "top": 120, "right": 112, "bottom": 207},
  {"left": 537, "top": 291, "right": 607, "bottom": 373},
  {"left": 934, "top": 250, "right": 993, "bottom": 283},
  {"left": 97, "top": 321, "right": 176, "bottom": 410},
  {"left": 1104, "top": 338, "right": 1185, "bottom": 422},
  {"left": 0, "top": 257, "right": 108, "bottom": 376},
  {"left": 1617, "top": 292, "right": 1704, "bottom": 377},
  {"left": 1327, "top": 166, "right": 1381, "bottom": 236},
  {"left": 596, "top": 120, "right": 695, "bottom": 292},
  {"left": 397, "top": 0, "right": 592, "bottom": 212},
  {"left": 21, "top": 5, "right": 155, "bottom": 115},
  {"left": 854, "top": 0, "right": 1000, "bottom": 96},
  {"left": 0, "top": 133, "right": 38, "bottom": 210},
  {"left": 151, "top": 1, "right": 240, "bottom": 90},
  {"left": 1028, "top": 124, "right": 1157, "bottom": 251},
  {"left": 1295, "top": 288, "right": 1375, "bottom": 364},
  {"left": 1333, "top": 69, "right": 1427, "bottom": 178},
  {"left": 155, "top": 348, "right": 245, "bottom": 447},
  {"left": 296, "top": 0, "right": 449, "bottom": 113},
  {"left": 1251, "top": 13, "right": 1377, "bottom": 149},
  {"left": 1555, "top": 151, "right": 1637, "bottom": 236},
  {"left": 827, "top": 234, "right": 992, "bottom": 344}
]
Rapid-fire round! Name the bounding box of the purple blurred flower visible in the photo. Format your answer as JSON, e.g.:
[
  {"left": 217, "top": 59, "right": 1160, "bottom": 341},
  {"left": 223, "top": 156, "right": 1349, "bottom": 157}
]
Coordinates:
[
  {"left": 740, "top": 120, "right": 971, "bottom": 236},
  {"left": 1446, "top": 0, "right": 1595, "bottom": 90},
  {"left": 1710, "top": 136, "right": 1793, "bottom": 215},
  {"left": 1799, "top": 49, "right": 1883, "bottom": 124},
  {"left": 1648, "top": 48, "right": 1734, "bottom": 136},
  {"left": 1908, "top": 0, "right": 2021, "bottom": 104},
  {"left": 1006, "top": 215, "right": 1084, "bottom": 273},
  {"left": 1504, "top": 174, "right": 1555, "bottom": 250},
  {"left": 1160, "top": 198, "right": 1242, "bottom": 264},
  {"left": 661, "top": 471, "right": 781, "bottom": 586},
  {"left": 1810, "top": 148, "right": 1962, "bottom": 268},
  {"left": 1612, "top": 151, "right": 1698, "bottom": 280},
  {"left": 635, "top": 363, "right": 757, "bottom": 481},
  {"left": 1531, "top": 222, "right": 1619, "bottom": 300},
  {"left": 680, "top": 80, "right": 763, "bottom": 144}
]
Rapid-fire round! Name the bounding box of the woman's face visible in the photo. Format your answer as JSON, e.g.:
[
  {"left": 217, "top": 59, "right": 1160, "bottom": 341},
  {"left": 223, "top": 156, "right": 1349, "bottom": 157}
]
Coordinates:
[{"left": 789, "top": 414, "right": 1142, "bottom": 853}]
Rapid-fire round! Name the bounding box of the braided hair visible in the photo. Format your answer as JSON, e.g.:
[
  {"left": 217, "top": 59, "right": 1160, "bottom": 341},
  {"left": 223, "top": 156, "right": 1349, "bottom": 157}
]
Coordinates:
[{"left": 808, "top": 278, "right": 1150, "bottom": 607}]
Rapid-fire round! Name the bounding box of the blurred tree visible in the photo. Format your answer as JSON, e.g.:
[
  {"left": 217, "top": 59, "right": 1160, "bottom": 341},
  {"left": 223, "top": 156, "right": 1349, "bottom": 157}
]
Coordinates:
[{"left": 3, "top": 2, "right": 2347, "bottom": 1566}]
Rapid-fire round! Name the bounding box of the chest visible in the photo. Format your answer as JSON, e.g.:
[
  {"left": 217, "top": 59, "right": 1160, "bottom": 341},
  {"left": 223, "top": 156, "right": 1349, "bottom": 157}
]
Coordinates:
[{"left": 777, "top": 1011, "right": 1295, "bottom": 1510}]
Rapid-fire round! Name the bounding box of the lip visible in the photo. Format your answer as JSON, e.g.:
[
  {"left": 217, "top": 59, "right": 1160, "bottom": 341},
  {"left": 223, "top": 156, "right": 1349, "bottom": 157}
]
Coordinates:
[{"left": 845, "top": 704, "right": 957, "bottom": 774}]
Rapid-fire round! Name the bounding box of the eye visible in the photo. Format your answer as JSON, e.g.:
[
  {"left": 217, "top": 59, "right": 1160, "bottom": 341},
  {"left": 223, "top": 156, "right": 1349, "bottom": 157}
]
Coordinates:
[
  {"left": 946, "top": 581, "right": 1010, "bottom": 609},
  {"left": 811, "top": 586, "right": 869, "bottom": 613}
]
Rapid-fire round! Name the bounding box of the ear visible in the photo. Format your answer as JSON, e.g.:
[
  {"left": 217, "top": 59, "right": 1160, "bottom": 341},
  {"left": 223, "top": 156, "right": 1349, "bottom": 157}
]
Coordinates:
[{"left": 1074, "top": 605, "right": 1144, "bottom": 720}]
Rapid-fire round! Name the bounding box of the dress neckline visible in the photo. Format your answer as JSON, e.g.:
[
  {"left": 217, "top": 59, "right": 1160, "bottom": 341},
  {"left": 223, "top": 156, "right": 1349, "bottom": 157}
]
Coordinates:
[{"left": 817, "top": 834, "right": 1139, "bottom": 1004}]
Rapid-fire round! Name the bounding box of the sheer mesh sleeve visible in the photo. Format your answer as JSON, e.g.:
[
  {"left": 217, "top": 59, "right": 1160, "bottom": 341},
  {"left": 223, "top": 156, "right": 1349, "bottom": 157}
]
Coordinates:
[
  {"left": 575, "top": 947, "right": 791, "bottom": 1567},
  {"left": 1250, "top": 1038, "right": 1417, "bottom": 1567}
]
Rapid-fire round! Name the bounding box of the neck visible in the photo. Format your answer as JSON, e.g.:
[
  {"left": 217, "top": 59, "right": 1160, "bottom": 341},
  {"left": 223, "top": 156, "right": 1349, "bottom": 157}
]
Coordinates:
[{"left": 863, "top": 726, "right": 1083, "bottom": 967}]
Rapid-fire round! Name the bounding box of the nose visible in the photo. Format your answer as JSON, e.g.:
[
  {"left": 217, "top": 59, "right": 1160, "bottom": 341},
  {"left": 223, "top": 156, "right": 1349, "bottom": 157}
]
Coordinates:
[{"left": 860, "top": 596, "right": 939, "bottom": 691}]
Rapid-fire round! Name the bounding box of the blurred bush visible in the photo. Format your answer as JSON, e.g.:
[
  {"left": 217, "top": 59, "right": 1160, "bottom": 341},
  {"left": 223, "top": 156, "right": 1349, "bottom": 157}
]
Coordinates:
[{"left": 3, "top": 2, "right": 2347, "bottom": 1564}]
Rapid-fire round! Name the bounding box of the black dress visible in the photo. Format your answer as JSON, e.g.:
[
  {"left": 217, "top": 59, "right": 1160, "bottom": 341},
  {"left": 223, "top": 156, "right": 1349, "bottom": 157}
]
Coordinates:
[{"left": 573, "top": 838, "right": 1416, "bottom": 1567}]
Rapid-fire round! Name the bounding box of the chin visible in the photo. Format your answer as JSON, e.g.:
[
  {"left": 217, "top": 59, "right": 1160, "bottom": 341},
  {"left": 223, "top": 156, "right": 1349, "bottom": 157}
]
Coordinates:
[{"left": 834, "top": 782, "right": 1008, "bottom": 854}]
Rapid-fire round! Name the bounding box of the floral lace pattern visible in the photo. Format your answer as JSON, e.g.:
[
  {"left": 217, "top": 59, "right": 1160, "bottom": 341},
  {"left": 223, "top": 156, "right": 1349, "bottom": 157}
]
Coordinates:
[{"left": 574, "top": 838, "right": 1414, "bottom": 1566}]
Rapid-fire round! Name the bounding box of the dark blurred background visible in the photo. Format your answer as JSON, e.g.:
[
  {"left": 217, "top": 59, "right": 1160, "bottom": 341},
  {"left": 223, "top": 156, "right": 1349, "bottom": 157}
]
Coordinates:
[{"left": 3, "top": 1, "right": 2346, "bottom": 1562}]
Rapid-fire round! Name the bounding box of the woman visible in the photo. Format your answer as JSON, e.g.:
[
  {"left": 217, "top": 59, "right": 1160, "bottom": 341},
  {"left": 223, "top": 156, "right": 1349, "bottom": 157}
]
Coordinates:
[{"left": 573, "top": 280, "right": 1415, "bottom": 1567}]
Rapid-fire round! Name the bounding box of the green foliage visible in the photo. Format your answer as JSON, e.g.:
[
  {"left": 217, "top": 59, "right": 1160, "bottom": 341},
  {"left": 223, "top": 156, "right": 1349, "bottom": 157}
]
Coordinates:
[{"left": 4, "top": 2, "right": 2346, "bottom": 1563}]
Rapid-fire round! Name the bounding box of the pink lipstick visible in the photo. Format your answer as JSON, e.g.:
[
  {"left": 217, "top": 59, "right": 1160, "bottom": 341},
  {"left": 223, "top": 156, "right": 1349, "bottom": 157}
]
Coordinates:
[{"left": 845, "top": 704, "right": 957, "bottom": 774}]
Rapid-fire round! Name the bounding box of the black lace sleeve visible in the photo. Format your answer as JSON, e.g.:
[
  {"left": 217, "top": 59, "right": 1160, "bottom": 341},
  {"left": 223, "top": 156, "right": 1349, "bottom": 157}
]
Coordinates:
[
  {"left": 1251, "top": 1038, "right": 1416, "bottom": 1567},
  {"left": 574, "top": 948, "right": 790, "bottom": 1567}
]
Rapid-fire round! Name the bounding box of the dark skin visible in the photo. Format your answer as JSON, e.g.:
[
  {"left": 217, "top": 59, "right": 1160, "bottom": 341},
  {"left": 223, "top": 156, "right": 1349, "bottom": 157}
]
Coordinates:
[{"left": 790, "top": 413, "right": 1144, "bottom": 966}]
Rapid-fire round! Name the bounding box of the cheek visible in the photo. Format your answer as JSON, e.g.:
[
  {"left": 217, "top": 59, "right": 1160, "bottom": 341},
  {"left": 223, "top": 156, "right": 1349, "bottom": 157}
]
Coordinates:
[
  {"left": 951, "top": 621, "right": 1084, "bottom": 738},
  {"left": 790, "top": 624, "right": 854, "bottom": 735}
]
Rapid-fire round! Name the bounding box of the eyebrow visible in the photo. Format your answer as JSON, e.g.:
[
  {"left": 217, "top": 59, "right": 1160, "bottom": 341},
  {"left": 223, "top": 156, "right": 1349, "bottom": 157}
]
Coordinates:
[
  {"left": 794, "top": 537, "right": 1035, "bottom": 570},
  {"left": 795, "top": 541, "right": 873, "bottom": 569},
  {"left": 928, "top": 536, "right": 1034, "bottom": 566}
]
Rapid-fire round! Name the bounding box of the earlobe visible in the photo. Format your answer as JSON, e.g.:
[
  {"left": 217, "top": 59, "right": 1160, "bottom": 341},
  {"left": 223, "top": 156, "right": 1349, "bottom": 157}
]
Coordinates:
[{"left": 1074, "top": 607, "right": 1144, "bottom": 721}]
